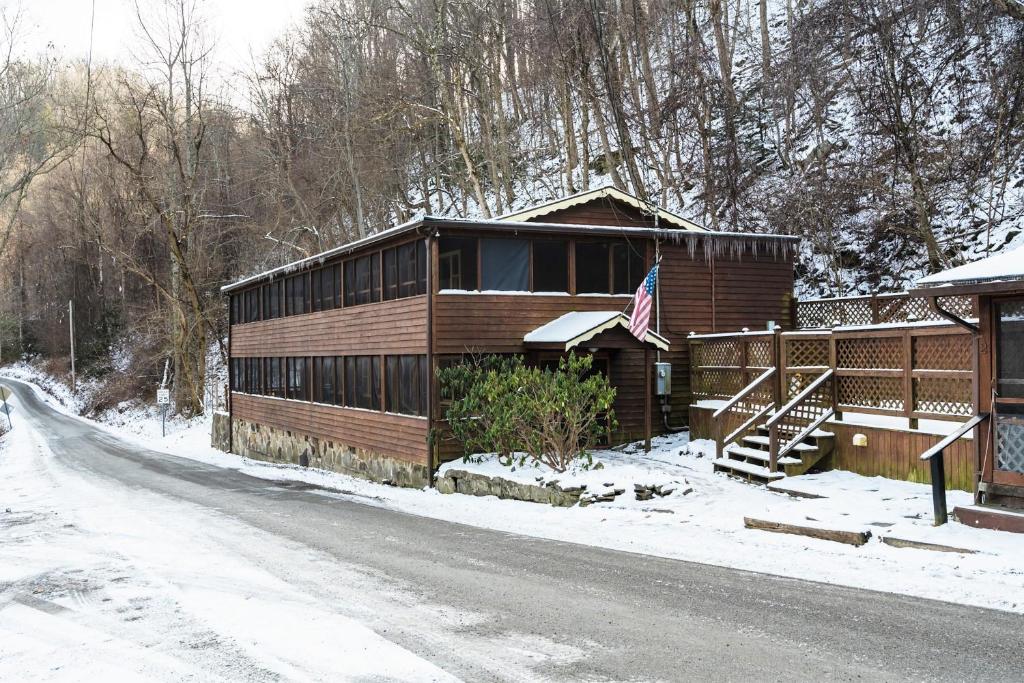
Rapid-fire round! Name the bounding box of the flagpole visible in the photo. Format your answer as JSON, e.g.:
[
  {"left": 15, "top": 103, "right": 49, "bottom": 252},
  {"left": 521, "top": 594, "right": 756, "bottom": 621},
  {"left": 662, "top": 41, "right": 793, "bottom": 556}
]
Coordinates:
[{"left": 654, "top": 207, "right": 661, "bottom": 364}]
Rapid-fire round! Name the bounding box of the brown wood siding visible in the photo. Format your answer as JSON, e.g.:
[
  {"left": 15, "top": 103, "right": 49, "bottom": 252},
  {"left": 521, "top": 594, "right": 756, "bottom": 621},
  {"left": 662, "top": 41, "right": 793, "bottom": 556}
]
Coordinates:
[
  {"left": 532, "top": 198, "right": 657, "bottom": 227},
  {"left": 712, "top": 254, "right": 795, "bottom": 332},
  {"left": 231, "top": 393, "right": 429, "bottom": 464},
  {"left": 231, "top": 295, "right": 428, "bottom": 357}
]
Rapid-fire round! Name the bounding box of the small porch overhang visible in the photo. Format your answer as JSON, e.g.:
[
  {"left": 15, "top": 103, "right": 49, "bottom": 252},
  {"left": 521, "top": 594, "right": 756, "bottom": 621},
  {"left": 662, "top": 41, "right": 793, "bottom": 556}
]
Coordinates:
[{"left": 523, "top": 311, "right": 670, "bottom": 352}]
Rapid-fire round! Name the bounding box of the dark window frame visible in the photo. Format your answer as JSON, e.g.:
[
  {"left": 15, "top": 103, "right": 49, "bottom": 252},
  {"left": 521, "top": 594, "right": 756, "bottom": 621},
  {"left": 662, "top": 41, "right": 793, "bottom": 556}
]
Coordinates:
[
  {"left": 344, "top": 253, "right": 381, "bottom": 307},
  {"left": 344, "top": 355, "right": 381, "bottom": 410},
  {"left": 386, "top": 355, "right": 428, "bottom": 416}
]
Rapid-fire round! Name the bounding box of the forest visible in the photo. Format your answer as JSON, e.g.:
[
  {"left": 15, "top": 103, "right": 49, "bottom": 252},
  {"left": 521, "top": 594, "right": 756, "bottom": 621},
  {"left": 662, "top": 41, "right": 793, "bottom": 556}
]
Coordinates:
[{"left": 0, "top": 0, "right": 1021, "bottom": 415}]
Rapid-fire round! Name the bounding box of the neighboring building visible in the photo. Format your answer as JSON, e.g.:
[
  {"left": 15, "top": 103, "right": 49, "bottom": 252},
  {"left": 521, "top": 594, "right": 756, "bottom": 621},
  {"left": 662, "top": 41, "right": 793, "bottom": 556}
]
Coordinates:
[
  {"left": 222, "top": 186, "right": 798, "bottom": 487},
  {"left": 915, "top": 244, "right": 1024, "bottom": 532}
]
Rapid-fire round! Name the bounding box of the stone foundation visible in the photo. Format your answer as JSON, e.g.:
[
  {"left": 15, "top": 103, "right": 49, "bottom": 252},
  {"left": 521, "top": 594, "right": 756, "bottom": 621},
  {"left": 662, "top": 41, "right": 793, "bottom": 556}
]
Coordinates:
[
  {"left": 211, "top": 411, "right": 231, "bottom": 452},
  {"left": 229, "top": 416, "right": 430, "bottom": 488},
  {"left": 436, "top": 468, "right": 586, "bottom": 507}
]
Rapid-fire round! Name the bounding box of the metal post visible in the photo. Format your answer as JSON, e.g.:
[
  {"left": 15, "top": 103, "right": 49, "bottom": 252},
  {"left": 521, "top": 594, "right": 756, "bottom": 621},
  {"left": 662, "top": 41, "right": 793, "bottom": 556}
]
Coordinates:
[
  {"left": 929, "top": 450, "right": 947, "bottom": 526},
  {"left": 68, "top": 299, "right": 76, "bottom": 393},
  {"left": 2, "top": 394, "right": 12, "bottom": 431}
]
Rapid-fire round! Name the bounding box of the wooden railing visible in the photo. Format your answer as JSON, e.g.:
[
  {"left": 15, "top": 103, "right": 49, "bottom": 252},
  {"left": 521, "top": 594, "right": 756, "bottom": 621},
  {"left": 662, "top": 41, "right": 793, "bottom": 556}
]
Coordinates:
[
  {"left": 711, "top": 368, "right": 777, "bottom": 458},
  {"left": 690, "top": 321, "right": 975, "bottom": 466},
  {"left": 766, "top": 370, "right": 835, "bottom": 469},
  {"left": 795, "top": 292, "right": 975, "bottom": 329},
  {"left": 920, "top": 414, "right": 989, "bottom": 525}
]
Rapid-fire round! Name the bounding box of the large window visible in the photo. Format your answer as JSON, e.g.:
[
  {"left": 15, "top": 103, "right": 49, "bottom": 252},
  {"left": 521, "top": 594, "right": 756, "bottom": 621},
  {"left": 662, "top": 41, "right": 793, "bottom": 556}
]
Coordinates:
[
  {"left": 386, "top": 355, "right": 428, "bottom": 416},
  {"left": 611, "top": 243, "right": 645, "bottom": 294},
  {"left": 575, "top": 241, "right": 645, "bottom": 294},
  {"left": 384, "top": 241, "right": 427, "bottom": 300},
  {"left": 241, "top": 288, "right": 260, "bottom": 323},
  {"left": 312, "top": 264, "right": 340, "bottom": 312},
  {"left": 533, "top": 240, "right": 568, "bottom": 292},
  {"left": 265, "top": 357, "right": 285, "bottom": 398},
  {"left": 313, "top": 356, "right": 341, "bottom": 405},
  {"left": 230, "top": 294, "right": 241, "bottom": 325},
  {"left": 286, "top": 357, "right": 309, "bottom": 401},
  {"left": 263, "top": 280, "right": 282, "bottom": 320},
  {"left": 344, "top": 253, "right": 381, "bottom": 306},
  {"left": 285, "top": 274, "right": 308, "bottom": 316},
  {"left": 438, "top": 237, "right": 478, "bottom": 290},
  {"left": 480, "top": 238, "right": 529, "bottom": 291},
  {"left": 344, "top": 355, "right": 380, "bottom": 410}
]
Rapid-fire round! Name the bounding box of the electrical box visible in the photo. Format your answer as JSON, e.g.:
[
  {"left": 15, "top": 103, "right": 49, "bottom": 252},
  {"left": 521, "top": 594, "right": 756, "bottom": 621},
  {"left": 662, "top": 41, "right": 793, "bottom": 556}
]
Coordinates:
[{"left": 654, "top": 362, "right": 672, "bottom": 396}]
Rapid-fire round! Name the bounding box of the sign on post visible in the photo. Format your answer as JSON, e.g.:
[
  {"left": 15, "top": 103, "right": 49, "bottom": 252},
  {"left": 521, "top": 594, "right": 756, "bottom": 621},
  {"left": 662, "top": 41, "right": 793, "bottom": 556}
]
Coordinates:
[{"left": 157, "top": 388, "right": 170, "bottom": 437}]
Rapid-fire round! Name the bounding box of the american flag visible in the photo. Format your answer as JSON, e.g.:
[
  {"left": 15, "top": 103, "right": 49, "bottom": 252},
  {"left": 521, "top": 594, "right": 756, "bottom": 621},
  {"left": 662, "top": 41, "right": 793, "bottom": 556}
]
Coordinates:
[{"left": 628, "top": 263, "right": 659, "bottom": 341}]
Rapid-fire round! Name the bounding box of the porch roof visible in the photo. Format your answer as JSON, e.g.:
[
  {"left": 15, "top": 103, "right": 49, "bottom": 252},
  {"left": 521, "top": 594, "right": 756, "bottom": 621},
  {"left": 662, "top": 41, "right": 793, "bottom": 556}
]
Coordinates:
[
  {"left": 523, "top": 311, "right": 670, "bottom": 352},
  {"left": 914, "top": 244, "right": 1024, "bottom": 297}
]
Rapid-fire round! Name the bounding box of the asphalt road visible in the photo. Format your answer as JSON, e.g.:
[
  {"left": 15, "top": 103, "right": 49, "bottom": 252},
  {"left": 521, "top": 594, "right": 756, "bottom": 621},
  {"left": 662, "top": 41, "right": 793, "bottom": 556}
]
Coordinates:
[{"left": 5, "top": 378, "right": 1023, "bottom": 681}]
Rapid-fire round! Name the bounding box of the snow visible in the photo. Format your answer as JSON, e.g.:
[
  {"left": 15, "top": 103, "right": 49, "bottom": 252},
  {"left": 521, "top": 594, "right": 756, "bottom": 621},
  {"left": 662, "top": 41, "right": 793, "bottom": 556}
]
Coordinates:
[
  {"left": 4, "top": 371, "right": 1024, "bottom": 637},
  {"left": 523, "top": 311, "right": 622, "bottom": 343},
  {"left": 917, "top": 244, "right": 1024, "bottom": 287}
]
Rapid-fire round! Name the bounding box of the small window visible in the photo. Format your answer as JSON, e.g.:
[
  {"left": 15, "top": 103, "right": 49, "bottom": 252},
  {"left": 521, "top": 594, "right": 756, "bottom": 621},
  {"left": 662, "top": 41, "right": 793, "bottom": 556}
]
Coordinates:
[
  {"left": 383, "top": 248, "right": 399, "bottom": 300},
  {"left": 612, "top": 243, "right": 645, "bottom": 294},
  {"left": 533, "top": 240, "right": 568, "bottom": 292},
  {"left": 243, "top": 288, "right": 260, "bottom": 323},
  {"left": 438, "top": 237, "right": 477, "bottom": 290},
  {"left": 480, "top": 238, "right": 529, "bottom": 291},
  {"left": 312, "top": 265, "right": 339, "bottom": 312},
  {"left": 230, "top": 294, "right": 241, "bottom": 325},
  {"left": 286, "top": 357, "right": 308, "bottom": 401},
  {"left": 575, "top": 242, "right": 611, "bottom": 293},
  {"left": 344, "top": 356, "right": 380, "bottom": 410},
  {"left": 285, "top": 274, "right": 307, "bottom": 316},
  {"left": 386, "top": 355, "right": 428, "bottom": 416},
  {"left": 344, "top": 253, "right": 381, "bottom": 306},
  {"left": 230, "top": 358, "right": 242, "bottom": 391},
  {"left": 398, "top": 242, "right": 419, "bottom": 298}
]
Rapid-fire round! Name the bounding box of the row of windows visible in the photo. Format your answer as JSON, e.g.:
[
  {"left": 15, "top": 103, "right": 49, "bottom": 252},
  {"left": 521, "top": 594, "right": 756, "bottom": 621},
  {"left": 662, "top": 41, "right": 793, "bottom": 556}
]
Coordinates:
[
  {"left": 231, "top": 237, "right": 645, "bottom": 325},
  {"left": 231, "top": 241, "right": 428, "bottom": 324},
  {"left": 437, "top": 237, "right": 643, "bottom": 295},
  {"left": 230, "top": 355, "right": 429, "bottom": 416}
]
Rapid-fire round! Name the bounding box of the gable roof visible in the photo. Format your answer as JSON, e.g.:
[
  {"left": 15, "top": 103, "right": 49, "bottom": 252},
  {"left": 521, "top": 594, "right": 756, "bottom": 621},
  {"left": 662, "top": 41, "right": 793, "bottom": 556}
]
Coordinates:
[
  {"left": 497, "top": 185, "right": 706, "bottom": 232},
  {"left": 523, "top": 311, "right": 670, "bottom": 351},
  {"left": 917, "top": 244, "right": 1024, "bottom": 288}
]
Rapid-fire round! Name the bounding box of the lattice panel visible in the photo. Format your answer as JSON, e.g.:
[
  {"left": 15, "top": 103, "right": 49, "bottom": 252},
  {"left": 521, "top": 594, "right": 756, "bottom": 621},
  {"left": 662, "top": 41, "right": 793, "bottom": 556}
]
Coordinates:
[
  {"left": 746, "top": 339, "right": 774, "bottom": 368},
  {"left": 692, "top": 369, "right": 744, "bottom": 400},
  {"left": 913, "top": 335, "right": 971, "bottom": 371},
  {"left": 795, "top": 300, "right": 837, "bottom": 328},
  {"left": 785, "top": 371, "right": 824, "bottom": 400},
  {"left": 837, "top": 375, "right": 903, "bottom": 412},
  {"left": 940, "top": 296, "right": 975, "bottom": 319},
  {"left": 836, "top": 337, "right": 903, "bottom": 369},
  {"left": 797, "top": 294, "right": 975, "bottom": 329},
  {"left": 996, "top": 417, "right": 1024, "bottom": 475},
  {"left": 913, "top": 377, "right": 972, "bottom": 416},
  {"left": 776, "top": 376, "right": 833, "bottom": 445},
  {"left": 784, "top": 338, "right": 830, "bottom": 368},
  {"left": 695, "top": 340, "right": 741, "bottom": 368}
]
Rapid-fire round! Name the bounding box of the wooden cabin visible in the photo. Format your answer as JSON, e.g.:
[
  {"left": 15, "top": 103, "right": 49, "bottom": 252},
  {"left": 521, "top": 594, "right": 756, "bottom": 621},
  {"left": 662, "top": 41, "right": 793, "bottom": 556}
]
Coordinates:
[
  {"left": 222, "top": 187, "right": 797, "bottom": 487},
  {"left": 914, "top": 245, "right": 1024, "bottom": 532}
]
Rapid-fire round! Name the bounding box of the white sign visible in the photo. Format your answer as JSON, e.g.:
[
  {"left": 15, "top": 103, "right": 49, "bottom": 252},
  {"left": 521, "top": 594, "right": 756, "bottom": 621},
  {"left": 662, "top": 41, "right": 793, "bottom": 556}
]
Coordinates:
[{"left": 157, "top": 388, "right": 170, "bottom": 405}]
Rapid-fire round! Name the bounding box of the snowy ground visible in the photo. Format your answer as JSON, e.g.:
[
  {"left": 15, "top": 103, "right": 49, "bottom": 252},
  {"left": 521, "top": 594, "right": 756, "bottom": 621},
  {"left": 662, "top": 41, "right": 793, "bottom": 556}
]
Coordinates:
[{"left": 4, "top": 367, "right": 1023, "bottom": 618}]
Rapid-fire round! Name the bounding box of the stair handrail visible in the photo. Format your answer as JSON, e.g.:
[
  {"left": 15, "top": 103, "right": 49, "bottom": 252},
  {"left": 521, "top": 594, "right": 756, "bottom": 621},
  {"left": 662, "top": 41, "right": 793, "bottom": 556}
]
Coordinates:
[
  {"left": 919, "top": 413, "right": 989, "bottom": 526},
  {"left": 765, "top": 369, "right": 835, "bottom": 470},
  {"left": 711, "top": 367, "right": 776, "bottom": 459}
]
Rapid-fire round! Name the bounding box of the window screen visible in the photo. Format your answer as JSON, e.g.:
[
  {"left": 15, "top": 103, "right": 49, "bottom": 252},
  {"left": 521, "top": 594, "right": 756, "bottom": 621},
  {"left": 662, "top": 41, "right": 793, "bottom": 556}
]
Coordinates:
[
  {"left": 231, "top": 294, "right": 241, "bottom": 325},
  {"left": 383, "top": 248, "right": 399, "bottom": 300},
  {"left": 263, "top": 280, "right": 282, "bottom": 319},
  {"left": 438, "top": 237, "right": 477, "bottom": 290},
  {"left": 533, "top": 240, "right": 568, "bottom": 292},
  {"left": 244, "top": 289, "right": 260, "bottom": 322},
  {"left": 480, "top": 239, "right": 529, "bottom": 291},
  {"left": 312, "top": 265, "right": 339, "bottom": 312},
  {"left": 286, "top": 357, "right": 308, "bottom": 401},
  {"left": 246, "top": 357, "right": 262, "bottom": 394},
  {"left": 345, "top": 254, "right": 381, "bottom": 306},
  {"left": 265, "top": 357, "right": 285, "bottom": 397},
  {"left": 612, "top": 243, "right": 646, "bottom": 294},
  {"left": 386, "top": 355, "right": 428, "bottom": 416},
  {"left": 286, "top": 274, "right": 307, "bottom": 316},
  {"left": 344, "top": 356, "right": 381, "bottom": 410},
  {"left": 230, "top": 358, "right": 242, "bottom": 391},
  {"left": 314, "top": 356, "right": 340, "bottom": 404},
  {"left": 575, "top": 242, "right": 611, "bottom": 293}
]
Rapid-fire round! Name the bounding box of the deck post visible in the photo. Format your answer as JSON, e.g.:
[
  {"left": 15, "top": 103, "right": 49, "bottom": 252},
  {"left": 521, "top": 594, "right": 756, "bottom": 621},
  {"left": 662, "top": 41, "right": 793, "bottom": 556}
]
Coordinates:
[{"left": 929, "top": 449, "right": 948, "bottom": 526}]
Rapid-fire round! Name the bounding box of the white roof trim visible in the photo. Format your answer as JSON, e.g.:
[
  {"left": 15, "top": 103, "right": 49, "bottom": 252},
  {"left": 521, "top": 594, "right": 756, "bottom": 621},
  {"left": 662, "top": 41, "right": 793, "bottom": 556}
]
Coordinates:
[
  {"left": 916, "top": 244, "right": 1024, "bottom": 288},
  {"left": 524, "top": 311, "right": 670, "bottom": 351},
  {"left": 497, "top": 185, "right": 706, "bottom": 232}
]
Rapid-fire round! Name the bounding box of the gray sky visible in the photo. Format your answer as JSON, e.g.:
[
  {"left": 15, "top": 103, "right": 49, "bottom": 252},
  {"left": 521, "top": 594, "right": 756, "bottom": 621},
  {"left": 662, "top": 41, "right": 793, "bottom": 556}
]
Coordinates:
[{"left": 15, "top": 0, "right": 310, "bottom": 74}]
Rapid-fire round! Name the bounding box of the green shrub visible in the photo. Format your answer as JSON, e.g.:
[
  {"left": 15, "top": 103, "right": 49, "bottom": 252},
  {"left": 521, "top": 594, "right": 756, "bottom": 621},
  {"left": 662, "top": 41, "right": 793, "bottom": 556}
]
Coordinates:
[{"left": 438, "top": 352, "right": 617, "bottom": 472}]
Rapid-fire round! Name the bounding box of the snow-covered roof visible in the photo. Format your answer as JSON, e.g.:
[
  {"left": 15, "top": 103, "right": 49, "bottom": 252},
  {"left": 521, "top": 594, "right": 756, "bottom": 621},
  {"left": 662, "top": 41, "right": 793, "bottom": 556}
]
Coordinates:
[
  {"left": 916, "top": 245, "right": 1024, "bottom": 288},
  {"left": 524, "top": 311, "right": 670, "bottom": 351},
  {"left": 497, "top": 185, "right": 706, "bottom": 232}
]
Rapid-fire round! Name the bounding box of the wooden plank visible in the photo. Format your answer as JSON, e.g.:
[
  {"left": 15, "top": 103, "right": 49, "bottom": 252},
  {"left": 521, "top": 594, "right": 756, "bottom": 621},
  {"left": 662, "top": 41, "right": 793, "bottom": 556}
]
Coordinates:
[{"left": 743, "top": 517, "right": 872, "bottom": 546}]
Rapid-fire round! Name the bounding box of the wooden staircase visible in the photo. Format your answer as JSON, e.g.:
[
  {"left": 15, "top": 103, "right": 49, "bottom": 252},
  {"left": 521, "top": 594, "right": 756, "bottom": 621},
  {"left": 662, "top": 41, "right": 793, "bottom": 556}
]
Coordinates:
[{"left": 713, "top": 425, "right": 835, "bottom": 484}]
